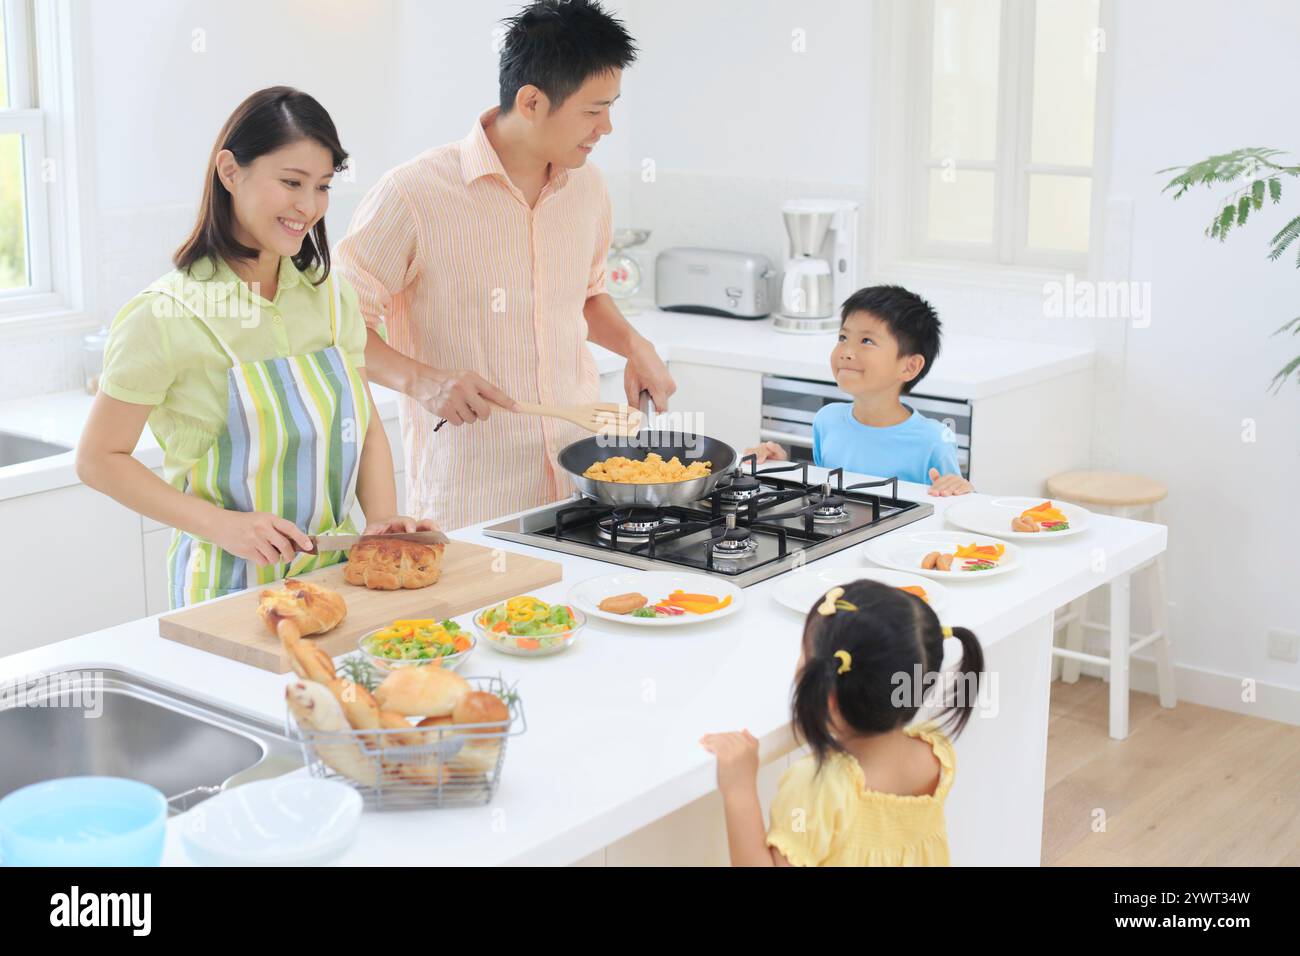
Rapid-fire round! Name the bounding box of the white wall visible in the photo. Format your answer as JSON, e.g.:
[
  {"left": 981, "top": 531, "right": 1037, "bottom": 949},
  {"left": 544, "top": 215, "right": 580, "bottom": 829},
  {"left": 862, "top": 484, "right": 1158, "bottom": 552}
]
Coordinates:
[
  {"left": 1102, "top": 0, "right": 1300, "bottom": 692},
  {"left": 615, "top": 0, "right": 874, "bottom": 284}
]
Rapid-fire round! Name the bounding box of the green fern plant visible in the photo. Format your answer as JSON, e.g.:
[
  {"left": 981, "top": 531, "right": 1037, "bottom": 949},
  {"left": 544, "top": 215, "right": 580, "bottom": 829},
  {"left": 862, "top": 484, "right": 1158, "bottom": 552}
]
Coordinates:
[{"left": 1159, "top": 147, "right": 1300, "bottom": 391}]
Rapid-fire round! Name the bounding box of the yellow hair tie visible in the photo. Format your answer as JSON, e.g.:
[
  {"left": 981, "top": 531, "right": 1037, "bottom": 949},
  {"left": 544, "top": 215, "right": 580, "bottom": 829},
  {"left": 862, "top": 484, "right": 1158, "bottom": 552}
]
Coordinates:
[
  {"left": 942, "top": 626, "right": 954, "bottom": 637},
  {"left": 833, "top": 650, "right": 852, "bottom": 675},
  {"left": 816, "top": 586, "right": 858, "bottom": 616}
]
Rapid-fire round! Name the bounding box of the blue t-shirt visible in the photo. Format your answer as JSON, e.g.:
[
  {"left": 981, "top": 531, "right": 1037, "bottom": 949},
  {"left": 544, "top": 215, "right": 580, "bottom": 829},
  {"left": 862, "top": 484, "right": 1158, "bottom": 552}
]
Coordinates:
[{"left": 812, "top": 402, "right": 960, "bottom": 485}]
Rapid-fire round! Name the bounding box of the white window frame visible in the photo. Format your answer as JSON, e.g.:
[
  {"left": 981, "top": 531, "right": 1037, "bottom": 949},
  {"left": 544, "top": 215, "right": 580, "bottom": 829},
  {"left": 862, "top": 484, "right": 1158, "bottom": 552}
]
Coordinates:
[
  {"left": 871, "top": 0, "right": 1115, "bottom": 290},
  {"left": 0, "top": 0, "right": 93, "bottom": 332}
]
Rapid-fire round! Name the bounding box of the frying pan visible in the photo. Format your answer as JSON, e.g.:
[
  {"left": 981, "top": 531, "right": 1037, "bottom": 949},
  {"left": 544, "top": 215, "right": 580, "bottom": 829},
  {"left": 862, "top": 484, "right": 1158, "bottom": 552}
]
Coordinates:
[{"left": 557, "top": 393, "right": 737, "bottom": 507}]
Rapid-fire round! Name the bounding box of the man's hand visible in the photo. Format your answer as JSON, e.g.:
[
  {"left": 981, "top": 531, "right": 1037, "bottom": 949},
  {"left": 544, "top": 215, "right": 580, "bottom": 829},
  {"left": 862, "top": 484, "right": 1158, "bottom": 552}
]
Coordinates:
[
  {"left": 623, "top": 339, "right": 676, "bottom": 412},
  {"left": 410, "top": 367, "right": 518, "bottom": 426},
  {"left": 928, "top": 467, "right": 974, "bottom": 496}
]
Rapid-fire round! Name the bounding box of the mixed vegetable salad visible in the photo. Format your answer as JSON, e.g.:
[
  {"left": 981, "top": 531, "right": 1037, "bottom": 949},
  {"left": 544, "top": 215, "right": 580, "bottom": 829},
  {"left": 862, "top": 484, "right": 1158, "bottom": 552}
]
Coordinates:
[
  {"left": 362, "top": 619, "right": 471, "bottom": 661},
  {"left": 629, "top": 590, "right": 732, "bottom": 618},
  {"left": 477, "top": 596, "right": 579, "bottom": 651}
]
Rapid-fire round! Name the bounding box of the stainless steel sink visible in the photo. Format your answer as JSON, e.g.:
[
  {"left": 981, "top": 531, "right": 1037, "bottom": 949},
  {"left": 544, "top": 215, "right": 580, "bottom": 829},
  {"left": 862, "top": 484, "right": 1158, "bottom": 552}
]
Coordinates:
[
  {"left": 0, "top": 430, "right": 71, "bottom": 467},
  {"left": 0, "top": 667, "right": 302, "bottom": 812}
]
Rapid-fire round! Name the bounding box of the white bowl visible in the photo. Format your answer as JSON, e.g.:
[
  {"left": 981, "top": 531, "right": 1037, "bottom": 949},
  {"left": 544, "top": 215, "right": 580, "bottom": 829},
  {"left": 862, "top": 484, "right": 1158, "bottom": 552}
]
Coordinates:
[{"left": 180, "top": 778, "right": 361, "bottom": 867}]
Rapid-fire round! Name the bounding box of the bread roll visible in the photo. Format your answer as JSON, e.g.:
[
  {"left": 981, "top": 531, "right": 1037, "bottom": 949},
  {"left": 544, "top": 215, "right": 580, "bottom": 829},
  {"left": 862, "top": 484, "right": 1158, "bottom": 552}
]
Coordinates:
[
  {"left": 327, "top": 678, "right": 381, "bottom": 731},
  {"left": 344, "top": 538, "right": 444, "bottom": 590},
  {"left": 452, "top": 691, "right": 510, "bottom": 728},
  {"left": 280, "top": 630, "right": 336, "bottom": 683},
  {"left": 375, "top": 665, "right": 470, "bottom": 717},
  {"left": 259, "top": 578, "right": 347, "bottom": 638},
  {"left": 285, "top": 679, "right": 378, "bottom": 785},
  {"left": 378, "top": 709, "right": 424, "bottom": 748},
  {"left": 449, "top": 691, "right": 509, "bottom": 775}
]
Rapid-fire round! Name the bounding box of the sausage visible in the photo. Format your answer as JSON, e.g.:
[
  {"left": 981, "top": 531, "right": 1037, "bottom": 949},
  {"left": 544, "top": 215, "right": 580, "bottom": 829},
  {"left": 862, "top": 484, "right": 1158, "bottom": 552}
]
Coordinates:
[
  {"left": 921, "top": 551, "right": 940, "bottom": 570},
  {"left": 598, "top": 592, "right": 649, "bottom": 614},
  {"left": 935, "top": 553, "right": 954, "bottom": 572}
]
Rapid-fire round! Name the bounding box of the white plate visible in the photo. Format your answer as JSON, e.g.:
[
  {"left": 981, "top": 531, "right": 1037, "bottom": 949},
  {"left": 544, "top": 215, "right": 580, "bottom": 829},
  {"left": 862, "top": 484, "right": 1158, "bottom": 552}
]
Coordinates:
[
  {"left": 180, "top": 779, "right": 362, "bottom": 867},
  {"left": 864, "top": 530, "right": 1022, "bottom": 580},
  {"left": 568, "top": 572, "right": 743, "bottom": 627},
  {"left": 944, "top": 496, "right": 1091, "bottom": 540},
  {"left": 771, "top": 567, "right": 950, "bottom": 615}
]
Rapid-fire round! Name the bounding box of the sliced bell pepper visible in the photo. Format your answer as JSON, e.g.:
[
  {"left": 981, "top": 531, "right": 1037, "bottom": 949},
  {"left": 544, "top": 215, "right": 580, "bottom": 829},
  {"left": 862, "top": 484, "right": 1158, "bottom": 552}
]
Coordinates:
[{"left": 515, "top": 638, "right": 541, "bottom": 650}]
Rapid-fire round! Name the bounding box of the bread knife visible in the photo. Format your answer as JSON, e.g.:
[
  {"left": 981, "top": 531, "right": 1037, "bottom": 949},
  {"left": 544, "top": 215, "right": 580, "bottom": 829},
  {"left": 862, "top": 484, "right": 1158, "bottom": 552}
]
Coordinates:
[{"left": 308, "top": 530, "right": 450, "bottom": 553}]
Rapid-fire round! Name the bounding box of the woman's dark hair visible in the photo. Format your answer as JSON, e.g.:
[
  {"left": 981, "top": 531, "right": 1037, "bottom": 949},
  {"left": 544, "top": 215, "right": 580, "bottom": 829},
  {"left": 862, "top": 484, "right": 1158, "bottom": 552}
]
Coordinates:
[
  {"left": 174, "top": 86, "right": 348, "bottom": 285},
  {"left": 498, "top": 0, "right": 638, "bottom": 113},
  {"left": 792, "top": 580, "right": 984, "bottom": 765}
]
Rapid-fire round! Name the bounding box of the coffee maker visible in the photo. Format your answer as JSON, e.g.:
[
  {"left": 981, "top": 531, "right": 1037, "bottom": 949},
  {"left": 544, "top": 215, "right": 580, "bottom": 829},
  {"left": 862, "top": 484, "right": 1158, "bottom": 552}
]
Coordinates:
[{"left": 776, "top": 199, "right": 860, "bottom": 334}]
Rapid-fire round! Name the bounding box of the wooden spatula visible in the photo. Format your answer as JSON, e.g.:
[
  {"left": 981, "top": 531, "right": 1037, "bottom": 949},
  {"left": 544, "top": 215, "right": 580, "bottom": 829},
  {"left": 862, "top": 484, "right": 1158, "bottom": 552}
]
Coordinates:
[{"left": 514, "top": 400, "right": 643, "bottom": 436}]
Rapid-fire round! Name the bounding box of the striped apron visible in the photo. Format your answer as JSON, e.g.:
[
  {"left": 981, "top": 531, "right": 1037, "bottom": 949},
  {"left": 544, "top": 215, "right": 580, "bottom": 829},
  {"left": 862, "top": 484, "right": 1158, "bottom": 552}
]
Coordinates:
[{"left": 156, "top": 271, "right": 370, "bottom": 608}]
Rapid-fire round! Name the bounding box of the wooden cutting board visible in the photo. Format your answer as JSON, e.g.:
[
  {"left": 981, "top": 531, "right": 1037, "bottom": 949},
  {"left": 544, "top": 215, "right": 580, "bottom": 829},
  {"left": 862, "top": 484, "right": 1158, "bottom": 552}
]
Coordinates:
[{"left": 157, "top": 541, "right": 563, "bottom": 673}]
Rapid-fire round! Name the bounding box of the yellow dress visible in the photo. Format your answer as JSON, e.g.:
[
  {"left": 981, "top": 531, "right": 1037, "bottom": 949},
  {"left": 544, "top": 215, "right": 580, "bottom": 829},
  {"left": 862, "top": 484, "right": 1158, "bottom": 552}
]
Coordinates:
[{"left": 766, "top": 723, "right": 956, "bottom": 866}]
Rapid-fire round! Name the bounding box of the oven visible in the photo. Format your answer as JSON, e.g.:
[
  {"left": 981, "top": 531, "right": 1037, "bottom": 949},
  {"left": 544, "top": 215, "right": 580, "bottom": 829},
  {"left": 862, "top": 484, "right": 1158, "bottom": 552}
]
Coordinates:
[{"left": 758, "top": 374, "right": 972, "bottom": 478}]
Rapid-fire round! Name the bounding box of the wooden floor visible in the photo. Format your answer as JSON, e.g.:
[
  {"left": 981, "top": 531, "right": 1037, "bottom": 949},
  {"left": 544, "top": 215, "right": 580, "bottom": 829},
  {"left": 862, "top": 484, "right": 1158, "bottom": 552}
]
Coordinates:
[{"left": 1042, "top": 677, "right": 1300, "bottom": 866}]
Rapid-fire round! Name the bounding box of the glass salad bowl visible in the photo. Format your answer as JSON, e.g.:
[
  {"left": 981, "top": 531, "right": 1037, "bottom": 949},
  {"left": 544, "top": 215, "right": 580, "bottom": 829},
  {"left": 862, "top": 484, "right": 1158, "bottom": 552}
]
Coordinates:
[
  {"left": 357, "top": 618, "right": 476, "bottom": 674},
  {"left": 471, "top": 595, "right": 586, "bottom": 657}
]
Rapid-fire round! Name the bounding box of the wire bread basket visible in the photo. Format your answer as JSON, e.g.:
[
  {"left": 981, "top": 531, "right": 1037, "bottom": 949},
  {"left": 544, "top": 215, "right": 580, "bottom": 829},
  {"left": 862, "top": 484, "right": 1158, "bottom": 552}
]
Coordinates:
[{"left": 286, "top": 675, "right": 526, "bottom": 810}]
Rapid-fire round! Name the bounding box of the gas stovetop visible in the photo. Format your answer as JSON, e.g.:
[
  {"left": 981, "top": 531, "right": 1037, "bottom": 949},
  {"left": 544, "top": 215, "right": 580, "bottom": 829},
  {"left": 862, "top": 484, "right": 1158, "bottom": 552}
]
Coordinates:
[{"left": 482, "top": 459, "right": 934, "bottom": 587}]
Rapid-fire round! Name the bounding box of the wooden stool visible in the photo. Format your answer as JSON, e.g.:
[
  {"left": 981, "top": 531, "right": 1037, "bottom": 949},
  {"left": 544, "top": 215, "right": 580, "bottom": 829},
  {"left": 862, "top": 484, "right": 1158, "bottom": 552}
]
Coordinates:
[{"left": 1047, "top": 471, "right": 1177, "bottom": 740}]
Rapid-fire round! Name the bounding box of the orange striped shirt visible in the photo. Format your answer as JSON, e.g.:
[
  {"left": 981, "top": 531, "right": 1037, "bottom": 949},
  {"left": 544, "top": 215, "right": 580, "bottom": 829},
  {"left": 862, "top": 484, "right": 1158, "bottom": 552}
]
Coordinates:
[{"left": 337, "top": 108, "right": 611, "bottom": 530}]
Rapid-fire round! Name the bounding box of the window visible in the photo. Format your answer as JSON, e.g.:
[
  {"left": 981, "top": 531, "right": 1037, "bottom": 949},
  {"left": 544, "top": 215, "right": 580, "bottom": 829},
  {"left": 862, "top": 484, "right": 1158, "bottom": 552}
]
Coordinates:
[
  {"left": 0, "top": 0, "right": 86, "bottom": 321},
  {"left": 874, "top": 0, "right": 1111, "bottom": 278}
]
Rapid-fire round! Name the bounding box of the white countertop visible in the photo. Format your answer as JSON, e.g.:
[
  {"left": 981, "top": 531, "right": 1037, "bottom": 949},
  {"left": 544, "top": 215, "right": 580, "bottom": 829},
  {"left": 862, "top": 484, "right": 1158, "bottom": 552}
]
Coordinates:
[
  {"left": 598, "top": 308, "right": 1094, "bottom": 402},
  {"left": 0, "top": 468, "right": 1162, "bottom": 866},
  {"left": 0, "top": 310, "right": 1090, "bottom": 502}
]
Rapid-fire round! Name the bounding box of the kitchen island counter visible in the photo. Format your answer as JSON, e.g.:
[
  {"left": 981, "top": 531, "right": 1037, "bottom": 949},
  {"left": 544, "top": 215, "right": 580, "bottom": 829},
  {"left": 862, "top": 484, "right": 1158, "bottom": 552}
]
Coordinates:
[{"left": 0, "top": 467, "right": 1163, "bottom": 866}]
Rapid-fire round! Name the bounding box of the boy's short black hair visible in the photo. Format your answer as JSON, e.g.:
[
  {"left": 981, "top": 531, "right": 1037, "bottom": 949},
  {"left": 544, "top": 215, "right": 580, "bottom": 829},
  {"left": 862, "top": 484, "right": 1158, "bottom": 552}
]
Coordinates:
[
  {"left": 840, "top": 285, "right": 942, "bottom": 393},
  {"left": 498, "top": 0, "right": 638, "bottom": 114}
]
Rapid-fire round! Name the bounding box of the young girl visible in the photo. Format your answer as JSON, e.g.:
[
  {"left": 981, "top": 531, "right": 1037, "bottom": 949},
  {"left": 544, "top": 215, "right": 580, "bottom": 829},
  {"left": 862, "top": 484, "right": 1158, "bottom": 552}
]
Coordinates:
[
  {"left": 76, "top": 87, "right": 433, "bottom": 607},
  {"left": 701, "top": 579, "right": 984, "bottom": 866}
]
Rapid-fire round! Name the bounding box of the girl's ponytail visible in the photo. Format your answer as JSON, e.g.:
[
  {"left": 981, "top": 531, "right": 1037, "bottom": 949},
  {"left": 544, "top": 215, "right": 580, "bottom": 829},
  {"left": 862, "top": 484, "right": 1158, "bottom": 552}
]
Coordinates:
[
  {"left": 792, "top": 651, "right": 844, "bottom": 765},
  {"left": 938, "top": 625, "right": 985, "bottom": 740}
]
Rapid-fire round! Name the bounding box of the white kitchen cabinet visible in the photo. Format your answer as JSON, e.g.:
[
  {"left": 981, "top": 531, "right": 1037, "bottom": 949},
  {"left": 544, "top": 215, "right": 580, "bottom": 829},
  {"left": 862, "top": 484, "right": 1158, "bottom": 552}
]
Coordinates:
[
  {"left": 662, "top": 361, "right": 763, "bottom": 454},
  {"left": 966, "top": 368, "right": 1093, "bottom": 495},
  {"left": 602, "top": 749, "right": 789, "bottom": 866},
  {"left": 0, "top": 483, "right": 146, "bottom": 655}
]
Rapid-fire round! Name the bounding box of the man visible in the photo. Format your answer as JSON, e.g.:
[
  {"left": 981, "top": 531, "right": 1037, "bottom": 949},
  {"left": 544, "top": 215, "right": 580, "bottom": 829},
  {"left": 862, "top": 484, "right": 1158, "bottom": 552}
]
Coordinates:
[{"left": 337, "top": 0, "right": 674, "bottom": 530}]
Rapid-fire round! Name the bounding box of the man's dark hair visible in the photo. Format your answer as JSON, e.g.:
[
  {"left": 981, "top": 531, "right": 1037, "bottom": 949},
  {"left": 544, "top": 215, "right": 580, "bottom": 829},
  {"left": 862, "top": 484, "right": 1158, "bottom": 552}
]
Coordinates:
[
  {"left": 840, "top": 285, "right": 943, "bottom": 393},
  {"left": 498, "top": 0, "right": 637, "bottom": 114}
]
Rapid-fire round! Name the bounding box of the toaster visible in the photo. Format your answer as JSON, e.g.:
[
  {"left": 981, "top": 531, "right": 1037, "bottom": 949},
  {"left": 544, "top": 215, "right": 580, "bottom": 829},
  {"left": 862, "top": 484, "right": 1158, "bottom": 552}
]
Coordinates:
[{"left": 654, "top": 248, "right": 776, "bottom": 319}]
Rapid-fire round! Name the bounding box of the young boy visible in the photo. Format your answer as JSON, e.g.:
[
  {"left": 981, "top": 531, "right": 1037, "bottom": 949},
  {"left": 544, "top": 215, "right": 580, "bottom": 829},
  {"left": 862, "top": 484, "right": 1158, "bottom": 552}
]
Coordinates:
[{"left": 748, "top": 285, "right": 973, "bottom": 496}]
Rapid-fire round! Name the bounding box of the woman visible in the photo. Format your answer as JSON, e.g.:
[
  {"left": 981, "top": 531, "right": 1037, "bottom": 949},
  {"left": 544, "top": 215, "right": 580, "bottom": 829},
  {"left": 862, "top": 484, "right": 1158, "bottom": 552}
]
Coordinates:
[{"left": 76, "top": 87, "right": 434, "bottom": 608}]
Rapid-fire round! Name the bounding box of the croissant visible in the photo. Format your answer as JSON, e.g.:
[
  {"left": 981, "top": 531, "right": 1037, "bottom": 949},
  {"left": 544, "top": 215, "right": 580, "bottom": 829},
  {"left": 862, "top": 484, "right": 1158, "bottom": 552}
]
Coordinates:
[
  {"left": 343, "top": 538, "right": 444, "bottom": 590},
  {"left": 258, "top": 578, "right": 348, "bottom": 642}
]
